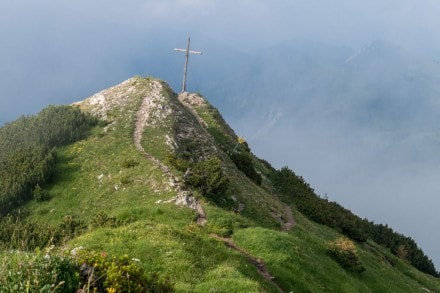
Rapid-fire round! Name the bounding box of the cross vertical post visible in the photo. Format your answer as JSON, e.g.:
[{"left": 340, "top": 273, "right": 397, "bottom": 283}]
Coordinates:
[{"left": 174, "top": 36, "right": 202, "bottom": 92}]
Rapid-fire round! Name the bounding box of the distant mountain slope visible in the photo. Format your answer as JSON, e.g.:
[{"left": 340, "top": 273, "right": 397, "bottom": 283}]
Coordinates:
[
  {"left": 1, "top": 77, "right": 439, "bottom": 292},
  {"left": 199, "top": 40, "right": 440, "bottom": 162},
  {"left": 203, "top": 40, "right": 440, "bottom": 130}
]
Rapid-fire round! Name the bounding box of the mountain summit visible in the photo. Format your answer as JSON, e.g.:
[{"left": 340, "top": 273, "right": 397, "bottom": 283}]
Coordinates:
[
  {"left": 0, "top": 76, "right": 439, "bottom": 291},
  {"left": 72, "top": 77, "right": 286, "bottom": 225}
]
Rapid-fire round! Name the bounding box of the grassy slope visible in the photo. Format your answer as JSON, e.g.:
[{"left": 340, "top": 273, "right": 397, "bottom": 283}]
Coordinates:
[{"left": 19, "top": 77, "right": 440, "bottom": 292}]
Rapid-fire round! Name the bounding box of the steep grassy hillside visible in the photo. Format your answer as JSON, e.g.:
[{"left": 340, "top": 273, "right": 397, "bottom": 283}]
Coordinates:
[{"left": 1, "top": 77, "right": 439, "bottom": 292}]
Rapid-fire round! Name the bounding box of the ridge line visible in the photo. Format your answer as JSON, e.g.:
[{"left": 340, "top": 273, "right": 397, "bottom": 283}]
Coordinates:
[{"left": 133, "top": 80, "right": 206, "bottom": 225}]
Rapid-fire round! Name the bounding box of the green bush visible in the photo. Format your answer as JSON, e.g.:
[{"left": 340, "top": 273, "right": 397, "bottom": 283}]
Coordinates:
[
  {"left": 1, "top": 249, "right": 174, "bottom": 293},
  {"left": 33, "top": 184, "right": 51, "bottom": 201},
  {"left": 0, "top": 250, "right": 79, "bottom": 293},
  {"left": 165, "top": 153, "right": 191, "bottom": 172},
  {"left": 230, "top": 152, "right": 262, "bottom": 185},
  {"left": 0, "top": 214, "right": 86, "bottom": 251},
  {"left": 91, "top": 211, "right": 120, "bottom": 228},
  {"left": 327, "top": 237, "right": 365, "bottom": 273},
  {"left": 58, "top": 215, "right": 87, "bottom": 241},
  {"left": 120, "top": 175, "right": 133, "bottom": 185},
  {"left": 208, "top": 217, "right": 234, "bottom": 237},
  {"left": 122, "top": 158, "right": 139, "bottom": 168},
  {"left": 185, "top": 156, "right": 229, "bottom": 198},
  {"left": 75, "top": 250, "right": 174, "bottom": 292}
]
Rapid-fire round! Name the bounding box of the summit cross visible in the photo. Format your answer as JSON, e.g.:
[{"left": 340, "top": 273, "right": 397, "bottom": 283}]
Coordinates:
[{"left": 174, "top": 36, "right": 202, "bottom": 92}]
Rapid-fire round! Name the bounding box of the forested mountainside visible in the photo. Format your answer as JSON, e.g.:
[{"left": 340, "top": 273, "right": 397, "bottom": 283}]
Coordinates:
[{"left": 0, "top": 77, "right": 439, "bottom": 292}]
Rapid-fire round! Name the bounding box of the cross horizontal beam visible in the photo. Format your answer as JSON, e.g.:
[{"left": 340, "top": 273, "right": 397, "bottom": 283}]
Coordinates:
[{"left": 174, "top": 48, "right": 202, "bottom": 55}]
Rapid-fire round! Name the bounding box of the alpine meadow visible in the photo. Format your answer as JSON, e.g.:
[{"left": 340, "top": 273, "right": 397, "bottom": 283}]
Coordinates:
[{"left": 0, "top": 76, "right": 439, "bottom": 292}]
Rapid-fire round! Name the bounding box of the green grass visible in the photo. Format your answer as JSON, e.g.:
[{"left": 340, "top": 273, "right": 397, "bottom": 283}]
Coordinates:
[
  {"left": 232, "top": 210, "right": 440, "bottom": 292},
  {"left": 27, "top": 125, "right": 172, "bottom": 226},
  {"left": 16, "top": 79, "right": 278, "bottom": 291},
  {"left": 184, "top": 96, "right": 286, "bottom": 229},
  {"left": 3, "top": 77, "right": 440, "bottom": 292},
  {"left": 68, "top": 221, "right": 275, "bottom": 291}
]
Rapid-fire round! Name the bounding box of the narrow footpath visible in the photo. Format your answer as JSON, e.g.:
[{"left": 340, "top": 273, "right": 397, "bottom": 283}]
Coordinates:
[
  {"left": 282, "top": 205, "right": 296, "bottom": 232},
  {"left": 133, "top": 80, "right": 206, "bottom": 225},
  {"left": 211, "top": 234, "right": 285, "bottom": 293}
]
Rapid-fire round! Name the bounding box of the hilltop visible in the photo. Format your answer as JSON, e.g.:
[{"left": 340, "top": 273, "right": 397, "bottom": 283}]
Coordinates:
[{"left": 0, "top": 76, "right": 439, "bottom": 292}]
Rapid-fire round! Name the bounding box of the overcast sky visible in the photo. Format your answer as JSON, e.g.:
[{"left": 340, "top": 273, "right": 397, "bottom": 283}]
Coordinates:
[
  {"left": 2, "top": 0, "right": 440, "bottom": 124},
  {"left": 2, "top": 0, "right": 440, "bottom": 268}
]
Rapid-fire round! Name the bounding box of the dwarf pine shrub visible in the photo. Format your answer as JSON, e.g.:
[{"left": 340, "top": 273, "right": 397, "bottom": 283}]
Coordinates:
[{"left": 185, "top": 156, "right": 229, "bottom": 199}]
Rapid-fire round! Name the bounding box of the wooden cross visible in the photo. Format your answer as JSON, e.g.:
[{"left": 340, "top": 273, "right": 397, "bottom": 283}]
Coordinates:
[{"left": 174, "top": 36, "right": 202, "bottom": 92}]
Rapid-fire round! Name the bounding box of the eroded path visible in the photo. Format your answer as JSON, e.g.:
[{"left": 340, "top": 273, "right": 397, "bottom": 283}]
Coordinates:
[
  {"left": 282, "top": 205, "right": 296, "bottom": 232},
  {"left": 133, "top": 81, "right": 206, "bottom": 225},
  {"left": 133, "top": 82, "right": 173, "bottom": 174},
  {"left": 211, "top": 234, "right": 285, "bottom": 293}
]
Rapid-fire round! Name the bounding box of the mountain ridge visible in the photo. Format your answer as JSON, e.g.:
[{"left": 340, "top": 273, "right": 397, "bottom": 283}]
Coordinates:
[
  {"left": 1, "top": 76, "right": 439, "bottom": 292},
  {"left": 72, "top": 76, "right": 291, "bottom": 229}
]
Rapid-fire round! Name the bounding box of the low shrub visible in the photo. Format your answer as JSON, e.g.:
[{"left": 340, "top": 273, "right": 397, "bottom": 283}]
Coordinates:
[
  {"left": 327, "top": 237, "right": 365, "bottom": 273},
  {"left": 58, "top": 215, "right": 87, "bottom": 241},
  {"left": 1, "top": 249, "right": 174, "bottom": 293},
  {"left": 33, "top": 184, "right": 51, "bottom": 202},
  {"left": 165, "top": 153, "right": 191, "bottom": 172},
  {"left": 185, "top": 156, "right": 229, "bottom": 199},
  {"left": 0, "top": 214, "right": 86, "bottom": 251},
  {"left": 120, "top": 175, "right": 133, "bottom": 185},
  {"left": 0, "top": 250, "right": 79, "bottom": 293},
  {"left": 230, "top": 152, "right": 262, "bottom": 185},
  {"left": 208, "top": 217, "right": 234, "bottom": 237},
  {"left": 91, "top": 211, "right": 120, "bottom": 228},
  {"left": 122, "top": 158, "right": 139, "bottom": 168},
  {"left": 75, "top": 250, "right": 174, "bottom": 292}
]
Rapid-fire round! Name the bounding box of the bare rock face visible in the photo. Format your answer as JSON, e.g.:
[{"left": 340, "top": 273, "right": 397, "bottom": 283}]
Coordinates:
[
  {"left": 174, "top": 194, "right": 199, "bottom": 210},
  {"left": 72, "top": 77, "right": 142, "bottom": 121}
]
